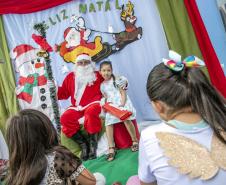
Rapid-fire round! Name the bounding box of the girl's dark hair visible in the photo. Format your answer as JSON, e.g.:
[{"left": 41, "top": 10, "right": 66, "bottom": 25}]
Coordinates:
[
  {"left": 5, "top": 109, "right": 59, "bottom": 185},
  {"left": 146, "top": 63, "right": 226, "bottom": 144},
  {"left": 100, "top": 60, "right": 116, "bottom": 87}
]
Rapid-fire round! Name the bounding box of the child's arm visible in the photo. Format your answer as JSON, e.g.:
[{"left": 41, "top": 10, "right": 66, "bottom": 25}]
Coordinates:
[{"left": 119, "top": 88, "right": 127, "bottom": 107}]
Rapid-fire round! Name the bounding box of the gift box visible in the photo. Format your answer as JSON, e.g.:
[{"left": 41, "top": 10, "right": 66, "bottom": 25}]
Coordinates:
[{"left": 102, "top": 102, "right": 132, "bottom": 121}]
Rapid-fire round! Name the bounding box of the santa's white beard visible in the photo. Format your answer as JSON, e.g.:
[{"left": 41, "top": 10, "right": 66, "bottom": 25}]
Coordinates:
[
  {"left": 66, "top": 38, "right": 80, "bottom": 48},
  {"left": 75, "top": 63, "right": 96, "bottom": 86}
]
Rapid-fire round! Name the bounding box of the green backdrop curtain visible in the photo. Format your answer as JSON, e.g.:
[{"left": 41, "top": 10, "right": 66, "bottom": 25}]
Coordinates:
[
  {"left": 0, "top": 16, "right": 19, "bottom": 134},
  {"left": 155, "top": 0, "right": 202, "bottom": 59}
]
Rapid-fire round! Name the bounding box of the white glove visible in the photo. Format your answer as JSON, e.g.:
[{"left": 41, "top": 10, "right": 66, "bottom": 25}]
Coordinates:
[
  {"left": 100, "top": 97, "right": 106, "bottom": 106},
  {"left": 115, "top": 76, "right": 128, "bottom": 90},
  {"left": 83, "top": 29, "right": 91, "bottom": 40}
]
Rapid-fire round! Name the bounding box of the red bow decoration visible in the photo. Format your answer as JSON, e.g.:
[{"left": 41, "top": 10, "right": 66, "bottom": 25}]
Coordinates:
[
  {"left": 32, "top": 34, "right": 53, "bottom": 52},
  {"left": 19, "top": 75, "right": 47, "bottom": 86},
  {"left": 19, "top": 76, "right": 34, "bottom": 85}
]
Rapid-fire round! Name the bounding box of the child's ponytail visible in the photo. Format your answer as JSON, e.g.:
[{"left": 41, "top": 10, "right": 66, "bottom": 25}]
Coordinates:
[
  {"left": 187, "top": 68, "right": 226, "bottom": 144},
  {"left": 147, "top": 51, "right": 226, "bottom": 144}
]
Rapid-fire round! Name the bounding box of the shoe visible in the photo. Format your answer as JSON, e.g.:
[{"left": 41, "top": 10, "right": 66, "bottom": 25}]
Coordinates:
[
  {"left": 106, "top": 147, "right": 117, "bottom": 161},
  {"left": 88, "top": 133, "right": 98, "bottom": 160},
  {"left": 71, "top": 131, "right": 89, "bottom": 161}
]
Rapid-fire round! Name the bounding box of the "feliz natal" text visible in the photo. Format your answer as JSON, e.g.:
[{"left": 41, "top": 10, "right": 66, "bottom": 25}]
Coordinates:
[{"left": 43, "top": 0, "right": 122, "bottom": 29}]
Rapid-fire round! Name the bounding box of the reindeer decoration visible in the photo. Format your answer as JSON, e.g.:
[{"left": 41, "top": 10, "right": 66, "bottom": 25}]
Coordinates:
[{"left": 113, "top": 1, "right": 142, "bottom": 50}]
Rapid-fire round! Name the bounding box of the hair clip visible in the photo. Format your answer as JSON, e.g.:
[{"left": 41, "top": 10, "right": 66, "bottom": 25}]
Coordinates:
[
  {"left": 163, "top": 50, "right": 205, "bottom": 72},
  {"left": 183, "top": 55, "right": 205, "bottom": 67},
  {"left": 163, "top": 59, "right": 184, "bottom": 72},
  {"left": 163, "top": 50, "right": 184, "bottom": 72}
]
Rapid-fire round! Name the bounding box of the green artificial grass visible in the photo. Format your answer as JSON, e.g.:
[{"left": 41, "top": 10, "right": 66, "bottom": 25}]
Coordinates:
[{"left": 84, "top": 148, "right": 138, "bottom": 185}]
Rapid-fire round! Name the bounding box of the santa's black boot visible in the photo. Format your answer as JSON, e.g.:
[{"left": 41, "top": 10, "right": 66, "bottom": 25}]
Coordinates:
[
  {"left": 71, "top": 131, "right": 89, "bottom": 161},
  {"left": 88, "top": 133, "right": 98, "bottom": 160}
]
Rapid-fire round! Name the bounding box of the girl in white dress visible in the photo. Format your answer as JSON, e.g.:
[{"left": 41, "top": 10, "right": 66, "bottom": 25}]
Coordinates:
[{"left": 100, "top": 61, "right": 138, "bottom": 161}]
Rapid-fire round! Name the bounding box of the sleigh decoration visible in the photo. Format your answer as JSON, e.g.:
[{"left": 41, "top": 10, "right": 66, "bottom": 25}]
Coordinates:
[{"left": 56, "top": 1, "right": 142, "bottom": 63}]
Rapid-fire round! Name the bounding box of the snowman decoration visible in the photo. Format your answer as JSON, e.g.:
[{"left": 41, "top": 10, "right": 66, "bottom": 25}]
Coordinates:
[{"left": 11, "top": 44, "right": 54, "bottom": 120}]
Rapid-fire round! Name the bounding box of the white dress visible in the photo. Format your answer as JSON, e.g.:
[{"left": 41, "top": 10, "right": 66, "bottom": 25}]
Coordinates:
[{"left": 100, "top": 77, "right": 136, "bottom": 125}]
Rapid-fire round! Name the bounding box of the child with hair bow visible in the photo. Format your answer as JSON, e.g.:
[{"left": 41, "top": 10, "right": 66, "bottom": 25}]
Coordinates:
[{"left": 138, "top": 51, "right": 226, "bottom": 185}]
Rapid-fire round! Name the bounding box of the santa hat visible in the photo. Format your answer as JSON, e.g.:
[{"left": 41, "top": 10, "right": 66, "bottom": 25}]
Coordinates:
[
  {"left": 64, "top": 27, "right": 77, "bottom": 41},
  {"left": 11, "top": 44, "right": 40, "bottom": 72},
  {"left": 76, "top": 53, "right": 91, "bottom": 63}
]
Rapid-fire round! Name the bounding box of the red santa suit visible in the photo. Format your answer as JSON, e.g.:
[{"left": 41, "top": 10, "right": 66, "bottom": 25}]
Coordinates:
[{"left": 58, "top": 71, "right": 104, "bottom": 137}]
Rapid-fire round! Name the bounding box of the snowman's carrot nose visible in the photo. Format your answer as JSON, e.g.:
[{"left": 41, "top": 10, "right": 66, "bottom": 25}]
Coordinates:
[{"left": 35, "top": 63, "right": 44, "bottom": 68}]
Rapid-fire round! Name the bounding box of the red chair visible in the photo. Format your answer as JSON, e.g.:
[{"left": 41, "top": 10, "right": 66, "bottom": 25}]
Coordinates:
[{"left": 113, "top": 119, "right": 140, "bottom": 149}]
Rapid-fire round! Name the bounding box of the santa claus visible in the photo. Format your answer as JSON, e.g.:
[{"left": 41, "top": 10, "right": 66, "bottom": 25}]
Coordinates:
[
  {"left": 58, "top": 53, "right": 102, "bottom": 161},
  {"left": 11, "top": 44, "right": 53, "bottom": 120},
  {"left": 64, "top": 17, "right": 93, "bottom": 50},
  {"left": 58, "top": 53, "right": 127, "bottom": 160},
  {"left": 64, "top": 27, "right": 81, "bottom": 49}
]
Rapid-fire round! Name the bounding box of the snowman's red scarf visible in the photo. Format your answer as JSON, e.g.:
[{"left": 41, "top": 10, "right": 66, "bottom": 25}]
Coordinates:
[{"left": 17, "top": 74, "right": 47, "bottom": 103}]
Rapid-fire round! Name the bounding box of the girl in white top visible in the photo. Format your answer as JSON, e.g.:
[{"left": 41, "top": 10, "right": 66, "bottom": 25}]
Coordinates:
[
  {"left": 138, "top": 51, "right": 226, "bottom": 185},
  {"left": 100, "top": 61, "right": 138, "bottom": 162}
]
